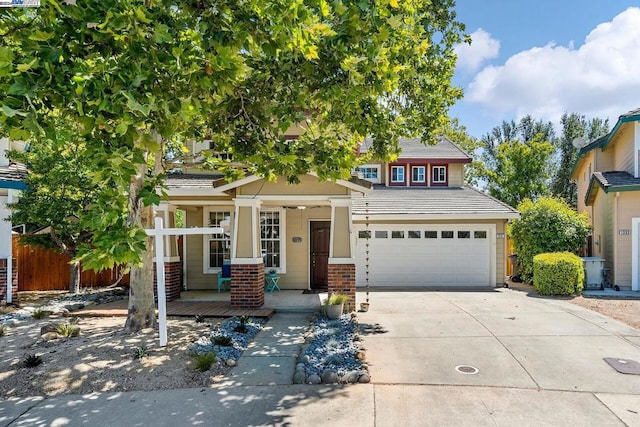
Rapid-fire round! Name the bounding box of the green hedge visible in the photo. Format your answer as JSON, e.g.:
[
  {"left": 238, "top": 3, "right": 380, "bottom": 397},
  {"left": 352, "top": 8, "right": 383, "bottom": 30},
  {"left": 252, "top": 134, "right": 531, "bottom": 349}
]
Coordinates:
[{"left": 533, "top": 252, "right": 584, "bottom": 295}]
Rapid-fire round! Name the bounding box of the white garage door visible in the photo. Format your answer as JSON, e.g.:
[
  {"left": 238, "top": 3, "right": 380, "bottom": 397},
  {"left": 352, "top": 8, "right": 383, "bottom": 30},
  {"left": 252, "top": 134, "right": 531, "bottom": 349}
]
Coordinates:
[{"left": 355, "top": 224, "right": 493, "bottom": 287}]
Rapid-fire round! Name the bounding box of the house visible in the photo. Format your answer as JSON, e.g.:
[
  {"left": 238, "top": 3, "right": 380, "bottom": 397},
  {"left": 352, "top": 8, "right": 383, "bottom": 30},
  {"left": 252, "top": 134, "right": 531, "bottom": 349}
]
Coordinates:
[
  {"left": 572, "top": 108, "right": 640, "bottom": 291},
  {"left": 162, "top": 136, "right": 518, "bottom": 309},
  {"left": 0, "top": 138, "right": 27, "bottom": 304}
]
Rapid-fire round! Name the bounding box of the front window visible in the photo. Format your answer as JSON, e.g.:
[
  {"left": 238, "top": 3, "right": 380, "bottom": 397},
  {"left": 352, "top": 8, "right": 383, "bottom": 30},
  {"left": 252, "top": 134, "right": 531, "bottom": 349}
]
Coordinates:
[
  {"left": 260, "top": 211, "right": 281, "bottom": 269},
  {"left": 208, "top": 211, "right": 231, "bottom": 269},
  {"left": 412, "top": 166, "right": 425, "bottom": 183},
  {"left": 432, "top": 166, "right": 447, "bottom": 184},
  {"left": 358, "top": 165, "right": 380, "bottom": 183},
  {"left": 391, "top": 166, "right": 405, "bottom": 183}
]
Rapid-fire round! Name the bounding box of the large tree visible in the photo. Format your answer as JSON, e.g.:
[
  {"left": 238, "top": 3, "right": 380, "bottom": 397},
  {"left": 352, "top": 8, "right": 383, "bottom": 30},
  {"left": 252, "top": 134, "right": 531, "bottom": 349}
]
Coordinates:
[
  {"left": 8, "top": 121, "right": 99, "bottom": 293},
  {"left": 549, "top": 113, "right": 609, "bottom": 207},
  {"left": 478, "top": 116, "right": 555, "bottom": 207},
  {"left": 0, "top": 1, "right": 465, "bottom": 331}
]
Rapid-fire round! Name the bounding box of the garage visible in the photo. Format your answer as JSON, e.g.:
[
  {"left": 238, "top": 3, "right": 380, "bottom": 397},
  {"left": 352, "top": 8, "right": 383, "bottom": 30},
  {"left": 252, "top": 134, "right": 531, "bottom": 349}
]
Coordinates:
[{"left": 355, "top": 224, "right": 495, "bottom": 287}]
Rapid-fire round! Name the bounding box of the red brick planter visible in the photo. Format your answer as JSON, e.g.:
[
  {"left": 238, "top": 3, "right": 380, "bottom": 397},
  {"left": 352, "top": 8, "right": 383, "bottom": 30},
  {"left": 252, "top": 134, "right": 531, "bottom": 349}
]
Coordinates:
[
  {"left": 153, "top": 261, "right": 182, "bottom": 302},
  {"left": 328, "top": 263, "right": 355, "bottom": 312}
]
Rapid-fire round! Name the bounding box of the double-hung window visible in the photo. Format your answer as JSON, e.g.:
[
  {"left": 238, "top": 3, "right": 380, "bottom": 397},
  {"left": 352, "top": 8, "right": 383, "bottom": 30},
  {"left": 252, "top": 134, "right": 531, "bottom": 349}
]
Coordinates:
[
  {"left": 207, "top": 211, "right": 231, "bottom": 270},
  {"left": 412, "top": 166, "right": 425, "bottom": 184},
  {"left": 391, "top": 166, "right": 405, "bottom": 183},
  {"left": 260, "top": 211, "right": 283, "bottom": 270},
  {"left": 432, "top": 166, "right": 447, "bottom": 184},
  {"left": 358, "top": 165, "right": 380, "bottom": 183}
]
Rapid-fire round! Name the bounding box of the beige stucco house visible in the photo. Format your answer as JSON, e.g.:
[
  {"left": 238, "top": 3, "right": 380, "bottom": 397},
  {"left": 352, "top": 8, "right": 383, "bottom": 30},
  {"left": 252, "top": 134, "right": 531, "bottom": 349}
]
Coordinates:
[
  {"left": 572, "top": 108, "right": 640, "bottom": 290},
  {"left": 160, "top": 136, "right": 518, "bottom": 309}
]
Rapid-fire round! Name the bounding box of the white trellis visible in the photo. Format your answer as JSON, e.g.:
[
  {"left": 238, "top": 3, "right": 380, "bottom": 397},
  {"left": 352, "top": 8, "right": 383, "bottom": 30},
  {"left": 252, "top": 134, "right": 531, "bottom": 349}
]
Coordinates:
[{"left": 146, "top": 217, "right": 223, "bottom": 346}]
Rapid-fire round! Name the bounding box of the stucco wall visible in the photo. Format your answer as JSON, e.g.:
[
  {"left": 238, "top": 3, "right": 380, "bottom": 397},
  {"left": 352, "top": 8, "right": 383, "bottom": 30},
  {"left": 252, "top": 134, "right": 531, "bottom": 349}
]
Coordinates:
[
  {"left": 184, "top": 207, "right": 209, "bottom": 289},
  {"left": 591, "top": 189, "right": 614, "bottom": 282},
  {"left": 448, "top": 163, "right": 464, "bottom": 187}
]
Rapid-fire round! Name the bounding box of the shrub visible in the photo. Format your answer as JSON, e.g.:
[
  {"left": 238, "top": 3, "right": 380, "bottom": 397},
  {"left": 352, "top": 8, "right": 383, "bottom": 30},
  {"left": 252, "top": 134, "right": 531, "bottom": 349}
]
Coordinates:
[
  {"left": 22, "top": 353, "right": 43, "bottom": 368},
  {"left": 0, "top": 324, "right": 5, "bottom": 337},
  {"left": 32, "top": 308, "right": 51, "bottom": 320},
  {"left": 509, "top": 197, "right": 590, "bottom": 283},
  {"left": 132, "top": 346, "right": 148, "bottom": 359},
  {"left": 233, "top": 315, "right": 250, "bottom": 333},
  {"left": 533, "top": 252, "right": 584, "bottom": 295},
  {"left": 325, "top": 294, "right": 349, "bottom": 305},
  {"left": 56, "top": 323, "right": 79, "bottom": 338},
  {"left": 211, "top": 335, "right": 233, "bottom": 346},
  {"left": 193, "top": 352, "right": 216, "bottom": 372}
]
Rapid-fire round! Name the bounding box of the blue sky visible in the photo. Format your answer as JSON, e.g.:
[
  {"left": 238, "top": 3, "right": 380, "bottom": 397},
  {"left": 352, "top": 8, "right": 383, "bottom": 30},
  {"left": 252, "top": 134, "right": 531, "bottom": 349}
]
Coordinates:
[{"left": 451, "top": 1, "right": 640, "bottom": 139}]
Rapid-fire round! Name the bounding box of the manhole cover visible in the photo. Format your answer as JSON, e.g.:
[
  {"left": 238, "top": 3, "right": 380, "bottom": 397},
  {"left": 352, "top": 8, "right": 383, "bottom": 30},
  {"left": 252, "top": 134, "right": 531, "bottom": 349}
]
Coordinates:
[
  {"left": 604, "top": 358, "right": 640, "bottom": 375},
  {"left": 455, "top": 365, "right": 479, "bottom": 375}
]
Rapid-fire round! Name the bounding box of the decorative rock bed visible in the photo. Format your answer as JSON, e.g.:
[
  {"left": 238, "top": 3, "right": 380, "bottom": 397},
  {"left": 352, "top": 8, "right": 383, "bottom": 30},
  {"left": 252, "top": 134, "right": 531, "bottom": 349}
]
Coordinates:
[
  {"left": 294, "top": 313, "right": 369, "bottom": 384},
  {"left": 187, "top": 316, "right": 266, "bottom": 364}
]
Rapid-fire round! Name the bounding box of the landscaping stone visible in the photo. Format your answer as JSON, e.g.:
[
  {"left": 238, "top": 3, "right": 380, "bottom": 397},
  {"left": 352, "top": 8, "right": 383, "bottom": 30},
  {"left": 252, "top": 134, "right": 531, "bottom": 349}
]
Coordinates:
[
  {"left": 293, "top": 370, "right": 306, "bottom": 384},
  {"left": 297, "top": 354, "right": 310, "bottom": 364},
  {"left": 358, "top": 373, "right": 371, "bottom": 383},
  {"left": 41, "top": 332, "right": 59, "bottom": 341},
  {"left": 307, "top": 374, "right": 321, "bottom": 385},
  {"left": 344, "top": 370, "right": 360, "bottom": 384},
  {"left": 40, "top": 323, "right": 57, "bottom": 335},
  {"left": 226, "top": 359, "right": 236, "bottom": 367},
  {"left": 321, "top": 370, "right": 338, "bottom": 384},
  {"left": 69, "top": 325, "right": 81, "bottom": 337}
]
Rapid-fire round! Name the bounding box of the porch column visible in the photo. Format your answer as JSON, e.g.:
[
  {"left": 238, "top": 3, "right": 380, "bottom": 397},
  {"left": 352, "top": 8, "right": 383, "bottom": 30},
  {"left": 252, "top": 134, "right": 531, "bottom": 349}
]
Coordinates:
[
  {"left": 153, "top": 205, "right": 182, "bottom": 301},
  {"left": 328, "top": 198, "right": 356, "bottom": 312},
  {"left": 231, "top": 198, "right": 264, "bottom": 308}
]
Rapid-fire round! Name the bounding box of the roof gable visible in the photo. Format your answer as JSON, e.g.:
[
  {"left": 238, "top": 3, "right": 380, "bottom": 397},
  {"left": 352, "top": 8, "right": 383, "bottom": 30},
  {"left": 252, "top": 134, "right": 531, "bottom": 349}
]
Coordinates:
[
  {"left": 585, "top": 171, "right": 640, "bottom": 205},
  {"left": 360, "top": 136, "right": 471, "bottom": 162}
]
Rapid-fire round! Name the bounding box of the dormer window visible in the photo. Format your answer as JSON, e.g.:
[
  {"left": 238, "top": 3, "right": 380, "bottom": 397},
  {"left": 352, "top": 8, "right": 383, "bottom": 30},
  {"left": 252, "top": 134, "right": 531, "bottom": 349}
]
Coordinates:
[
  {"left": 391, "top": 166, "right": 405, "bottom": 184},
  {"left": 357, "top": 165, "right": 381, "bottom": 184},
  {"left": 432, "top": 165, "right": 447, "bottom": 185}
]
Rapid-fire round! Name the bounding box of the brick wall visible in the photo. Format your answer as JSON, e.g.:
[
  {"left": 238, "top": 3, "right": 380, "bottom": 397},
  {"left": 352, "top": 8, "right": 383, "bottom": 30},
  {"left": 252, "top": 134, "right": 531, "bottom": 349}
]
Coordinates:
[
  {"left": 153, "top": 261, "right": 182, "bottom": 302},
  {"left": 230, "top": 263, "right": 265, "bottom": 308},
  {"left": 0, "top": 258, "right": 18, "bottom": 304},
  {"left": 328, "top": 263, "right": 355, "bottom": 312}
]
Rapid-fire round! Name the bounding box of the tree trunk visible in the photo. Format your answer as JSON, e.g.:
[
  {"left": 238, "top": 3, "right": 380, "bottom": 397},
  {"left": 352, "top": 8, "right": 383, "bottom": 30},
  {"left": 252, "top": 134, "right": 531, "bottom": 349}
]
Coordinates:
[
  {"left": 69, "top": 261, "right": 81, "bottom": 294},
  {"left": 124, "top": 204, "right": 156, "bottom": 331}
]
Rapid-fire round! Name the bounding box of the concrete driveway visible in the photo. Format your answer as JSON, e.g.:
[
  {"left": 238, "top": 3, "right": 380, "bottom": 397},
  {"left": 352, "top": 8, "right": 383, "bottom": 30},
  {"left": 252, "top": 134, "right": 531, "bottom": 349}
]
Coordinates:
[{"left": 357, "top": 288, "right": 640, "bottom": 425}]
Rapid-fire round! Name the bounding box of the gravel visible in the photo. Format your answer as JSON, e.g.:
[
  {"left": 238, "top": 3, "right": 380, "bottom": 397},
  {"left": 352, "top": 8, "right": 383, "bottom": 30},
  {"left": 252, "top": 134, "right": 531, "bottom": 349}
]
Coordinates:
[
  {"left": 298, "top": 314, "right": 368, "bottom": 383},
  {"left": 187, "top": 316, "right": 266, "bottom": 362}
]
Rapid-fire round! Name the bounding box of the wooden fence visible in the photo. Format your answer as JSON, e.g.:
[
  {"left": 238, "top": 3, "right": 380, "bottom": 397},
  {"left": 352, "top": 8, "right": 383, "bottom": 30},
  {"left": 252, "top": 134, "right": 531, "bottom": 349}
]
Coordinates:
[
  {"left": 12, "top": 235, "right": 129, "bottom": 291},
  {"left": 506, "top": 236, "right": 514, "bottom": 277}
]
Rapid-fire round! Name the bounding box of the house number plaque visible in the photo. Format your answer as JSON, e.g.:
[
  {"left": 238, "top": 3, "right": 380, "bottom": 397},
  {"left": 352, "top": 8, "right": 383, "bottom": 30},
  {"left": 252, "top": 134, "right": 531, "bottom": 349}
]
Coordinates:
[{"left": 619, "top": 229, "right": 631, "bottom": 235}]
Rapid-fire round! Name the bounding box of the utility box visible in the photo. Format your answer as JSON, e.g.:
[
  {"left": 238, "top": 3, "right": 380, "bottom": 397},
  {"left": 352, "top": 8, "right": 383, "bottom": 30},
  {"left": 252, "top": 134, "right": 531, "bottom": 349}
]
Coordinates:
[{"left": 581, "top": 257, "right": 605, "bottom": 290}]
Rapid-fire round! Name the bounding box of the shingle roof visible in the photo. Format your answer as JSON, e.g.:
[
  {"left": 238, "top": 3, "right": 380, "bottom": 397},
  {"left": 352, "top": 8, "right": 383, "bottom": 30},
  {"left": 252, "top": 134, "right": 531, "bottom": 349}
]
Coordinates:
[
  {"left": 360, "top": 136, "right": 471, "bottom": 160},
  {"left": 0, "top": 163, "right": 27, "bottom": 189},
  {"left": 352, "top": 186, "right": 519, "bottom": 219},
  {"left": 164, "top": 173, "right": 223, "bottom": 189},
  {"left": 585, "top": 171, "right": 640, "bottom": 205}
]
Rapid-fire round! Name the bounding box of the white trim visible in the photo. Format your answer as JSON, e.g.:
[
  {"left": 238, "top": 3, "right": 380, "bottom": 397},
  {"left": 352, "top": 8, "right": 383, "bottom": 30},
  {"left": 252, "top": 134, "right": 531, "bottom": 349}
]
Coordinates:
[
  {"left": 212, "top": 175, "right": 262, "bottom": 193},
  {"left": 352, "top": 213, "right": 520, "bottom": 221},
  {"left": 356, "top": 164, "right": 381, "bottom": 184},
  {"left": 259, "top": 207, "right": 287, "bottom": 273},
  {"left": 153, "top": 256, "right": 181, "bottom": 263},
  {"left": 390, "top": 165, "right": 405, "bottom": 183},
  {"left": 330, "top": 198, "right": 352, "bottom": 207},
  {"left": 432, "top": 165, "right": 447, "bottom": 183},
  {"left": 230, "top": 257, "right": 264, "bottom": 265},
  {"left": 235, "top": 195, "right": 348, "bottom": 202},
  {"left": 328, "top": 257, "right": 356, "bottom": 264},
  {"left": 234, "top": 198, "right": 263, "bottom": 207},
  {"left": 164, "top": 188, "right": 229, "bottom": 197},
  {"left": 202, "top": 207, "right": 234, "bottom": 274},
  {"left": 411, "top": 165, "right": 426, "bottom": 183},
  {"left": 633, "top": 217, "right": 639, "bottom": 291},
  {"left": 168, "top": 200, "right": 235, "bottom": 206}
]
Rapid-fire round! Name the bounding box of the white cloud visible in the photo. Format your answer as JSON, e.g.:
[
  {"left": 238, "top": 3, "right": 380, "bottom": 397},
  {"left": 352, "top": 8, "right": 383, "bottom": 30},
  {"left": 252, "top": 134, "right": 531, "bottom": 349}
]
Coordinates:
[
  {"left": 454, "top": 28, "right": 500, "bottom": 74},
  {"left": 466, "top": 7, "right": 640, "bottom": 125}
]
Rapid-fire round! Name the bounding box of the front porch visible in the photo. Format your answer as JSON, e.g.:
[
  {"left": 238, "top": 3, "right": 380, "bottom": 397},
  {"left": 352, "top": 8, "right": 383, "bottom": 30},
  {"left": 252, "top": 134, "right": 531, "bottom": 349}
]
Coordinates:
[{"left": 73, "top": 290, "right": 324, "bottom": 318}]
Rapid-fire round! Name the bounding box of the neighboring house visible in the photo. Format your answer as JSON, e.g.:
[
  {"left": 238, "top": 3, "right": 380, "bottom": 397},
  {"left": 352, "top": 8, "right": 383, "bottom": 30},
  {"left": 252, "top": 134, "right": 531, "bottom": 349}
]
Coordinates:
[
  {"left": 0, "top": 138, "right": 27, "bottom": 304},
  {"left": 572, "top": 108, "right": 640, "bottom": 291},
  {"left": 162, "top": 136, "right": 518, "bottom": 309}
]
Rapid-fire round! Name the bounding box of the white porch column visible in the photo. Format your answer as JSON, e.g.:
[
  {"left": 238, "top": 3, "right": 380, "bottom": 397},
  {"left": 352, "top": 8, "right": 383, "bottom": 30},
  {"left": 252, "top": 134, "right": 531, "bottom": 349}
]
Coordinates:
[{"left": 231, "top": 198, "right": 264, "bottom": 308}]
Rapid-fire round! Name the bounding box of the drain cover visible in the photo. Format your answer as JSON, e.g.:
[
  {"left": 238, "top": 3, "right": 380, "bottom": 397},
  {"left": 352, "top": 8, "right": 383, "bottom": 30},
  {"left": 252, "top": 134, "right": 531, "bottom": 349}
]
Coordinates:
[
  {"left": 455, "top": 365, "right": 479, "bottom": 375},
  {"left": 604, "top": 358, "right": 640, "bottom": 375}
]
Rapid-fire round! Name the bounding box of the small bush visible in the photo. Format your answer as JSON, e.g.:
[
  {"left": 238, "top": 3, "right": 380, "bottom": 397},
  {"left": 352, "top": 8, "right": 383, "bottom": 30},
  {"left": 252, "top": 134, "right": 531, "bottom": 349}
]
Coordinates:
[
  {"left": 194, "top": 352, "right": 216, "bottom": 372},
  {"left": 22, "top": 353, "right": 43, "bottom": 368},
  {"left": 56, "top": 323, "right": 79, "bottom": 338},
  {"left": 533, "top": 252, "right": 584, "bottom": 295},
  {"left": 211, "top": 335, "right": 233, "bottom": 346},
  {"left": 132, "top": 346, "right": 148, "bottom": 359},
  {"left": 325, "top": 294, "right": 349, "bottom": 305},
  {"left": 32, "top": 308, "right": 51, "bottom": 320},
  {"left": 233, "top": 315, "right": 250, "bottom": 333},
  {"left": 0, "top": 324, "right": 5, "bottom": 337}
]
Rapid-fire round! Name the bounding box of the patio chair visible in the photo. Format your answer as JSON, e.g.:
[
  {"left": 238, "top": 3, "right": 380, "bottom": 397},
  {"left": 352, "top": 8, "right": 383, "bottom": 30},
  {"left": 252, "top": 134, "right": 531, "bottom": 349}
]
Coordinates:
[{"left": 217, "top": 261, "right": 231, "bottom": 292}]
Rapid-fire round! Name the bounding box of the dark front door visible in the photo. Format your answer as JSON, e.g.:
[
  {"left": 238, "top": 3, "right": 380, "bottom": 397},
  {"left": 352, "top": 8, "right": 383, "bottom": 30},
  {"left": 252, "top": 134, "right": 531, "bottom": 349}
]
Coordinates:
[{"left": 310, "top": 221, "right": 331, "bottom": 290}]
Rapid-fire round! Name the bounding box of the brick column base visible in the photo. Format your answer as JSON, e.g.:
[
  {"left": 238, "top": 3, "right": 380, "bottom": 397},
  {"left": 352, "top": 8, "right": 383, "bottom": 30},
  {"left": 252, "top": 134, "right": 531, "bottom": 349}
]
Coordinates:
[
  {"left": 328, "top": 263, "right": 355, "bottom": 312},
  {"left": 230, "top": 263, "right": 265, "bottom": 308},
  {"left": 153, "top": 261, "right": 182, "bottom": 302},
  {"left": 0, "top": 258, "right": 18, "bottom": 304}
]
